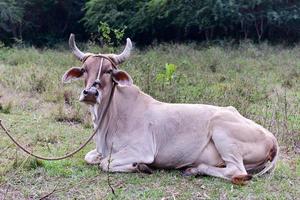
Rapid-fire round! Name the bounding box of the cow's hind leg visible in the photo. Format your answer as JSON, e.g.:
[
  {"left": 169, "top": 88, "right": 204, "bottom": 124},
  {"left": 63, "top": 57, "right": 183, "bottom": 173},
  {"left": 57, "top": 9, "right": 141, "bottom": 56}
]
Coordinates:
[
  {"left": 184, "top": 127, "right": 252, "bottom": 185},
  {"left": 85, "top": 149, "right": 102, "bottom": 164},
  {"left": 209, "top": 126, "right": 252, "bottom": 184},
  {"left": 183, "top": 163, "right": 252, "bottom": 185}
]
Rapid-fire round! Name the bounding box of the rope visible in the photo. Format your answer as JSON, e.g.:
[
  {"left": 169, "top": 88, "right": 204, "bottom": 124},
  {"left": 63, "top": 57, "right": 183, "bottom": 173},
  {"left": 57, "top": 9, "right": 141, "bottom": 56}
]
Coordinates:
[{"left": 0, "top": 82, "right": 116, "bottom": 161}]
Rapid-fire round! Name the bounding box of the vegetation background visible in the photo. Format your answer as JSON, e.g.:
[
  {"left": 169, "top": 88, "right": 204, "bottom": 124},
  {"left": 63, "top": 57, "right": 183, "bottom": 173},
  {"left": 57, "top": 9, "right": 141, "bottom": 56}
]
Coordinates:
[
  {"left": 0, "top": 0, "right": 299, "bottom": 199},
  {"left": 2, "top": 0, "right": 300, "bottom": 46}
]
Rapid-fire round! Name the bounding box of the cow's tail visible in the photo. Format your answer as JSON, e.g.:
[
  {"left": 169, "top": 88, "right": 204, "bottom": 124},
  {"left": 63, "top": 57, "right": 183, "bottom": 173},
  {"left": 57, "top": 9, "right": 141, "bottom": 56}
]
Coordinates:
[{"left": 255, "top": 138, "right": 279, "bottom": 177}]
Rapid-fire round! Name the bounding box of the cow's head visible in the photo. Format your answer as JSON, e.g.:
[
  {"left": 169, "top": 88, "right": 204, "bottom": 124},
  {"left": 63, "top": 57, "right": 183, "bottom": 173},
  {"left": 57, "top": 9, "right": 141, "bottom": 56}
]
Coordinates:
[{"left": 62, "top": 34, "right": 133, "bottom": 105}]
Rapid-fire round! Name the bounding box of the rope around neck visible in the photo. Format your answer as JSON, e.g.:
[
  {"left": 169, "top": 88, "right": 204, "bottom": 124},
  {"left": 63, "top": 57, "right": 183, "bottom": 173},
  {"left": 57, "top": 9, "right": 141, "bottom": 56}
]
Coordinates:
[{"left": 0, "top": 84, "right": 116, "bottom": 161}]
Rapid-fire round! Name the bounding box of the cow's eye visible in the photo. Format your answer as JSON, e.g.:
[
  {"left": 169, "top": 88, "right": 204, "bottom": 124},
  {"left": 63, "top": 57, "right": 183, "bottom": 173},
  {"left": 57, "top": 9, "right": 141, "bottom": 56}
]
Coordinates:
[
  {"left": 105, "top": 69, "right": 113, "bottom": 74},
  {"left": 81, "top": 68, "right": 86, "bottom": 73}
]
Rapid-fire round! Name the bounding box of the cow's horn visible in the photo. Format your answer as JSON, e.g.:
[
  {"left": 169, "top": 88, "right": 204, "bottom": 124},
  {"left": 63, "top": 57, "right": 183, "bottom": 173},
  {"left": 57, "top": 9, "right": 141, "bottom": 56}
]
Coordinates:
[
  {"left": 69, "top": 33, "right": 86, "bottom": 62},
  {"left": 113, "top": 38, "right": 132, "bottom": 64}
]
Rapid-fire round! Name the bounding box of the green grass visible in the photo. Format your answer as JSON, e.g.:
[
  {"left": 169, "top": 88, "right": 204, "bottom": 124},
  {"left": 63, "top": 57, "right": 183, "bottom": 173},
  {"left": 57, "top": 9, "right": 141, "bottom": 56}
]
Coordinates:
[{"left": 0, "top": 42, "right": 299, "bottom": 199}]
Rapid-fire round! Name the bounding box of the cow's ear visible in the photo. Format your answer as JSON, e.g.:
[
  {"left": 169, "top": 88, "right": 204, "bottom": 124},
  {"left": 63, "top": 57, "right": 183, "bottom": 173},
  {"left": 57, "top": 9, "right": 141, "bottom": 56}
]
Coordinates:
[
  {"left": 111, "top": 70, "right": 133, "bottom": 87},
  {"left": 62, "top": 67, "right": 84, "bottom": 83}
]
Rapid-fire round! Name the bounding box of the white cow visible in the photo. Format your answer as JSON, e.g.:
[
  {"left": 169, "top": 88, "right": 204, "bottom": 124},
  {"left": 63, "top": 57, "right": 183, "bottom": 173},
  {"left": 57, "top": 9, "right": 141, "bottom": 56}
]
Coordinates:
[{"left": 62, "top": 34, "right": 278, "bottom": 185}]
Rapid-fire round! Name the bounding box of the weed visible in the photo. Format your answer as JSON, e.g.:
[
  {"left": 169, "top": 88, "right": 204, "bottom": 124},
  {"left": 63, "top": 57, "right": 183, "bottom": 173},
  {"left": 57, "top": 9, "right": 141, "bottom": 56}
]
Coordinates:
[
  {"left": 52, "top": 103, "right": 83, "bottom": 124},
  {"left": 0, "top": 101, "right": 12, "bottom": 114}
]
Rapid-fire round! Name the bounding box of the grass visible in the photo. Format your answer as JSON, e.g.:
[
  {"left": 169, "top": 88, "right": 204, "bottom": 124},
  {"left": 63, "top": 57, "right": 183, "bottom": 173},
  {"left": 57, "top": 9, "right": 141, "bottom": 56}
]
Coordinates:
[{"left": 0, "top": 41, "right": 299, "bottom": 199}]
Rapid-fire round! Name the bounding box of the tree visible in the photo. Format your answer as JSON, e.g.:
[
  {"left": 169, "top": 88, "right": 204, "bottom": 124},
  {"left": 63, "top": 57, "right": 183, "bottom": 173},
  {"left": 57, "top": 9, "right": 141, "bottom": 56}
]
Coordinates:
[{"left": 0, "top": 0, "right": 24, "bottom": 42}]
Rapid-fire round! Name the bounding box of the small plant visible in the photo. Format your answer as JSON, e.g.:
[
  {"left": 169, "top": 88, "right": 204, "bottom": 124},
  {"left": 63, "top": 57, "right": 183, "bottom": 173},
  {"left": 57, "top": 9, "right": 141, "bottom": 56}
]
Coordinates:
[
  {"left": 95, "top": 21, "right": 126, "bottom": 47},
  {"left": 155, "top": 63, "right": 178, "bottom": 102},
  {"left": 52, "top": 103, "right": 83, "bottom": 124},
  {"left": 0, "top": 101, "right": 12, "bottom": 114},
  {"left": 30, "top": 73, "right": 46, "bottom": 94},
  {"left": 22, "top": 158, "right": 44, "bottom": 170},
  {"left": 156, "top": 63, "right": 177, "bottom": 85}
]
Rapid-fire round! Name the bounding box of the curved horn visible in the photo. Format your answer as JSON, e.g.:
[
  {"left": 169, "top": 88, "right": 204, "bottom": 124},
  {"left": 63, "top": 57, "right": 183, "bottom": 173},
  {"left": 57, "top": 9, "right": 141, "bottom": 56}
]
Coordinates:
[
  {"left": 69, "top": 33, "right": 86, "bottom": 61},
  {"left": 113, "top": 38, "right": 132, "bottom": 64}
]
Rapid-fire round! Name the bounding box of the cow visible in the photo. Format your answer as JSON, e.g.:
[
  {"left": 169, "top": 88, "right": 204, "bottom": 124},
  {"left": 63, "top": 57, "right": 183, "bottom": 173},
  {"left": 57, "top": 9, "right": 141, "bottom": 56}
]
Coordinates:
[{"left": 62, "top": 34, "right": 279, "bottom": 185}]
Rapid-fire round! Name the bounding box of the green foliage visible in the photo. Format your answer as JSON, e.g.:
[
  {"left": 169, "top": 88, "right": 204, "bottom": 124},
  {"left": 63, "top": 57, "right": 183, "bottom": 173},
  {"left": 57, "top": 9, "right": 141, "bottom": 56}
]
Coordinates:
[
  {"left": 95, "top": 21, "right": 126, "bottom": 47},
  {"left": 1, "top": 0, "right": 300, "bottom": 45},
  {"left": 0, "top": 0, "right": 24, "bottom": 42},
  {"left": 98, "top": 22, "right": 111, "bottom": 44},
  {"left": 83, "top": 0, "right": 300, "bottom": 44},
  {"left": 156, "top": 63, "right": 177, "bottom": 85},
  {"left": 0, "top": 0, "right": 87, "bottom": 46}
]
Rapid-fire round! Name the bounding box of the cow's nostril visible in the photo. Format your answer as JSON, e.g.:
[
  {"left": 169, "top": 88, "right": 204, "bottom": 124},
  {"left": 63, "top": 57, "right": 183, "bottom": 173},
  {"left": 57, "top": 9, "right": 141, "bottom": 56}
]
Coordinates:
[
  {"left": 83, "top": 90, "right": 88, "bottom": 95},
  {"left": 95, "top": 90, "right": 99, "bottom": 96}
]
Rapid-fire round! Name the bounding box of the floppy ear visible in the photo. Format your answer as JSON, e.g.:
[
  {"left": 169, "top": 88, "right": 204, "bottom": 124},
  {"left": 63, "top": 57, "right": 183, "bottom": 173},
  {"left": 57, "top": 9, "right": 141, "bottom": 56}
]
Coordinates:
[
  {"left": 111, "top": 70, "right": 133, "bottom": 86},
  {"left": 62, "top": 67, "right": 84, "bottom": 83}
]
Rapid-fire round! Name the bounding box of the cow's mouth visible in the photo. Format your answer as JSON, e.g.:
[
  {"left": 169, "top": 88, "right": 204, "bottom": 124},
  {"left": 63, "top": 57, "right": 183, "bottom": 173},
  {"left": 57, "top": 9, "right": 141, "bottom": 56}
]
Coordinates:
[
  {"left": 79, "top": 95, "right": 98, "bottom": 105},
  {"left": 80, "top": 99, "right": 97, "bottom": 105}
]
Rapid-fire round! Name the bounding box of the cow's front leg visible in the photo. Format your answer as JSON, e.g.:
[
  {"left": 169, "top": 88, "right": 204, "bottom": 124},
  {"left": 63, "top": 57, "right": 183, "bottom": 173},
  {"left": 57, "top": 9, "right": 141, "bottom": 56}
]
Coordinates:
[
  {"left": 85, "top": 149, "right": 102, "bottom": 164},
  {"left": 99, "top": 149, "right": 154, "bottom": 173}
]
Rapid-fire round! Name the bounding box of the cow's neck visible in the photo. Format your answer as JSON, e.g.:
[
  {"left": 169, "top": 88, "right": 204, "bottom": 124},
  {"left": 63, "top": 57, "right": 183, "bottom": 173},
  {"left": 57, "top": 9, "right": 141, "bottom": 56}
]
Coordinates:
[{"left": 91, "top": 84, "right": 153, "bottom": 156}]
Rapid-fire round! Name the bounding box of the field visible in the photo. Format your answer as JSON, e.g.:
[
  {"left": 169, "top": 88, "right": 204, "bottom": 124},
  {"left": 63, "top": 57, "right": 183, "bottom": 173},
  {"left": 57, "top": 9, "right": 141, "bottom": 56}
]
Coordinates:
[{"left": 0, "top": 42, "right": 299, "bottom": 199}]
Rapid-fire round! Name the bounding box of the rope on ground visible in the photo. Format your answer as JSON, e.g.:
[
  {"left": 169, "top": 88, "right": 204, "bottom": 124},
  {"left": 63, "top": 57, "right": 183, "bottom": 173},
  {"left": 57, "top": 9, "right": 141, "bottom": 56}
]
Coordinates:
[{"left": 0, "top": 119, "right": 98, "bottom": 161}]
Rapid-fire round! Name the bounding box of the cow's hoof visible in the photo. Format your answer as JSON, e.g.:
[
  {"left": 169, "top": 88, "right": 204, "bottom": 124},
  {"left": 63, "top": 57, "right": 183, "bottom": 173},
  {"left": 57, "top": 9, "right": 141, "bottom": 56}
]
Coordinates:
[
  {"left": 231, "top": 174, "right": 253, "bottom": 185},
  {"left": 85, "top": 149, "right": 102, "bottom": 165},
  {"left": 136, "top": 163, "right": 153, "bottom": 174},
  {"left": 182, "top": 168, "right": 195, "bottom": 177}
]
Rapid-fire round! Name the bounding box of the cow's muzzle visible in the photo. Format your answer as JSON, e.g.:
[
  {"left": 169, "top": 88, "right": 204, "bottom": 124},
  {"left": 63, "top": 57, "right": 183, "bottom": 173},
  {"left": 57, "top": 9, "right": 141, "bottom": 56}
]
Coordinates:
[{"left": 79, "top": 87, "right": 100, "bottom": 105}]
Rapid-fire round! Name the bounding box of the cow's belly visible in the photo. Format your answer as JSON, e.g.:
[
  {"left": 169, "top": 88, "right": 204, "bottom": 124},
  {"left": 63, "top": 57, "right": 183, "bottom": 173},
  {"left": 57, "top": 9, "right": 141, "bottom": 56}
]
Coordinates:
[{"left": 151, "top": 140, "right": 223, "bottom": 169}]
